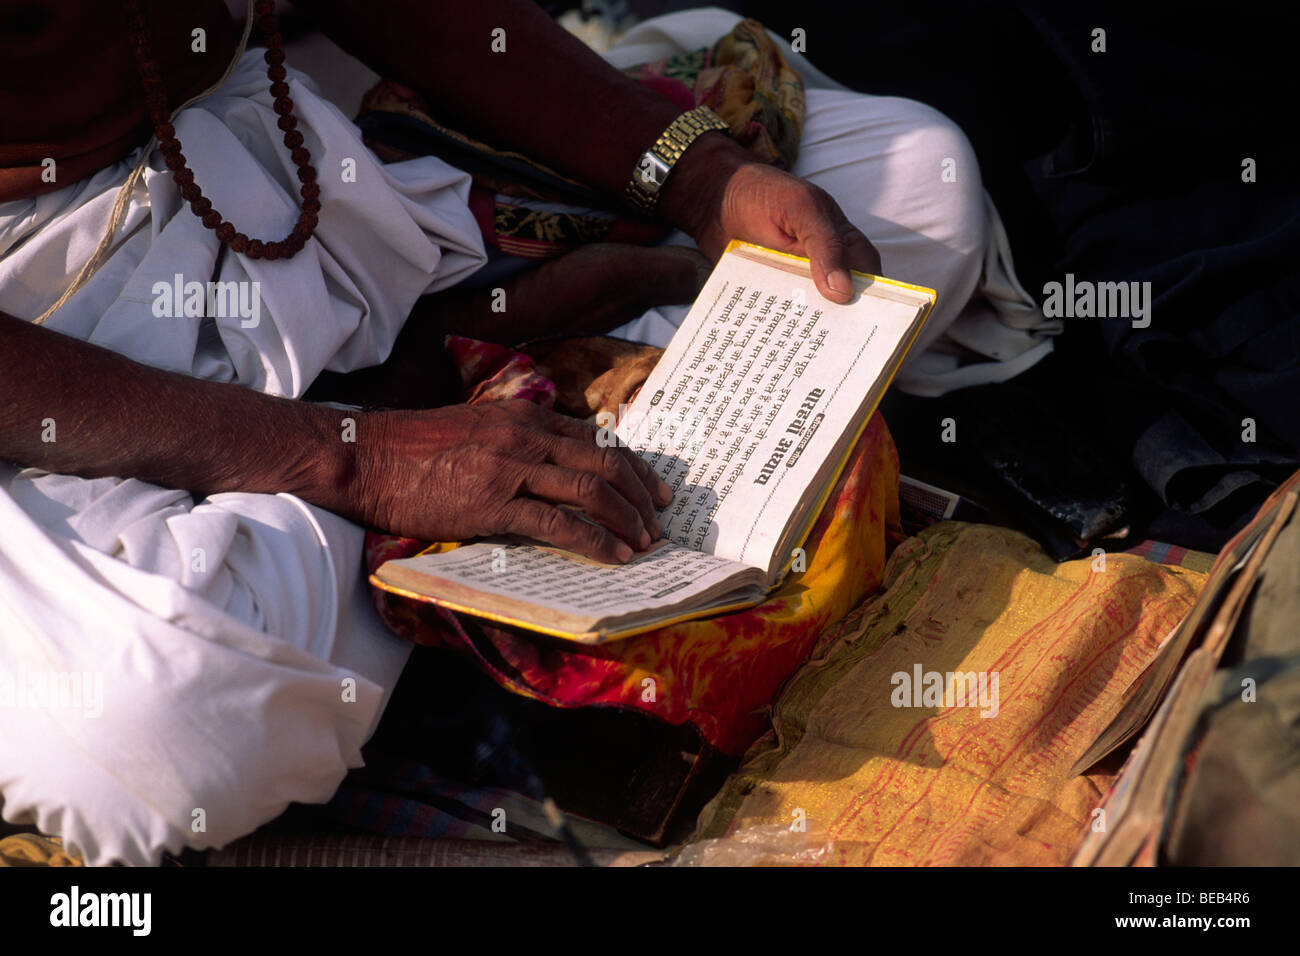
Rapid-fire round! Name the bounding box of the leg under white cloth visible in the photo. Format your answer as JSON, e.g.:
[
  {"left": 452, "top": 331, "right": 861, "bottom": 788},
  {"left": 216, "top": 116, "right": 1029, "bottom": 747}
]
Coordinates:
[
  {"left": 0, "top": 468, "right": 410, "bottom": 866},
  {"left": 0, "top": 49, "right": 487, "bottom": 865},
  {"left": 598, "top": 9, "right": 1056, "bottom": 396},
  {"left": 603, "top": 88, "right": 989, "bottom": 353}
]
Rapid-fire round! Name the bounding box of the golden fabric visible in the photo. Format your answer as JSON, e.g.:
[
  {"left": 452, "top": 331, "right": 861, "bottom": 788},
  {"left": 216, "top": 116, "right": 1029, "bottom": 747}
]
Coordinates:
[
  {"left": 0, "top": 833, "right": 83, "bottom": 867},
  {"left": 692, "top": 522, "right": 1207, "bottom": 865}
]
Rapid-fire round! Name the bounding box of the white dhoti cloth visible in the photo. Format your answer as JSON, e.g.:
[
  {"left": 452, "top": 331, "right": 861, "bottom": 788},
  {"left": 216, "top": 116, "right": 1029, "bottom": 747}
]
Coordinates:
[
  {"left": 0, "top": 50, "right": 486, "bottom": 866},
  {"left": 0, "top": 8, "right": 1051, "bottom": 866}
]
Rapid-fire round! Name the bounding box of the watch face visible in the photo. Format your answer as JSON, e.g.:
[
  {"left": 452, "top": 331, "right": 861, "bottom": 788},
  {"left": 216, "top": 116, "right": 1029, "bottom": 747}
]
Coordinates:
[{"left": 636, "top": 152, "right": 672, "bottom": 192}]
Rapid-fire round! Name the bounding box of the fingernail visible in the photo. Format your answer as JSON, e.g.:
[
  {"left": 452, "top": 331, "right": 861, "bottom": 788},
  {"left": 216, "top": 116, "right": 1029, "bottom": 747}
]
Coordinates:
[
  {"left": 656, "top": 477, "right": 672, "bottom": 501},
  {"left": 829, "top": 270, "right": 853, "bottom": 295},
  {"left": 638, "top": 529, "right": 651, "bottom": 550},
  {"left": 650, "top": 518, "right": 663, "bottom": 538},
  {"left": 616, "top": 542, "right": 634, "bottom": 563}
]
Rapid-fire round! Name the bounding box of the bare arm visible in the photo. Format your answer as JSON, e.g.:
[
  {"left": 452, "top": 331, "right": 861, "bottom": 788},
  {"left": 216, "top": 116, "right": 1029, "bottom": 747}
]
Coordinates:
[
  {"left": 291, "top": 0, "right": 720, "bottom": 205},
  {"left": 290, "top": 0, "right": 881, "bottom": 299},
  {"left": 0, "top": 312, "right": 668, "bottom": 563},
  {"left": 0, "top": 311, "right": 346, "bottom": 502}
]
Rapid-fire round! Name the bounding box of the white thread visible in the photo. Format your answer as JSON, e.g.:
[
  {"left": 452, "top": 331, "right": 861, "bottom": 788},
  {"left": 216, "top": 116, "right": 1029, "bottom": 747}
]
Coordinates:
[{"left": 31, "top": 1, "right": 257, "bottom": 325}]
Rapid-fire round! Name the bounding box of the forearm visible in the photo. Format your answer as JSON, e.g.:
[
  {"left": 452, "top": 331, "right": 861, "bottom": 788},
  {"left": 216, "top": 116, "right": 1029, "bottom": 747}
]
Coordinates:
[
  {"left": 290, "top": 0, "right": 750, "bottom": 228},
  {"left": 0, "top": 313, "right": 351, "bottom": 510}
]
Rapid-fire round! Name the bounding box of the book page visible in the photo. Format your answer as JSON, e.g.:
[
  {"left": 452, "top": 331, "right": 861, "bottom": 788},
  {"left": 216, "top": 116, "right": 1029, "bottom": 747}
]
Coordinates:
[
  {"left": 617, "top": 243, "right": 929, "bottom": 570},
  {"left": 379, "top": 538, "right": 757, "bottom": 626}
]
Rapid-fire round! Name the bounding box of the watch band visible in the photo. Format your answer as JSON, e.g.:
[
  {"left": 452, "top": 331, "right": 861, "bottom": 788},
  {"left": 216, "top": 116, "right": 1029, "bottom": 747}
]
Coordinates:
[{"left": 625, "top": 105, "right": 730, "bottom": 213}]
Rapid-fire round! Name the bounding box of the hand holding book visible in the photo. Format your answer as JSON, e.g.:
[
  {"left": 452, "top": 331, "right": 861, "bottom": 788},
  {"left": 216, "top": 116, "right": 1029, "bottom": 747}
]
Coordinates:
[{"left": 659, "top": 133, "right": 883, "bottom": 302}]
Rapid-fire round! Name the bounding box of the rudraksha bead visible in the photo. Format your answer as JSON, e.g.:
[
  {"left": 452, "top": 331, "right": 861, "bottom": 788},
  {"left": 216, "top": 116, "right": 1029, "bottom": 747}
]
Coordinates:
[{"left": 122, "top": 0, "right": 318, "bottom": 262}]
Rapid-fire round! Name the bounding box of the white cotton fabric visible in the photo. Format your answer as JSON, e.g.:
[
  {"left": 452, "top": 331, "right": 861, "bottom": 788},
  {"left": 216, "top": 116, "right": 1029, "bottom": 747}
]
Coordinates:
[
  {"left": 597, "top": 7, "right": 1060, "bottom": 396},
  {"left": 0, "top": 49, "right": 486, "bottom": 865}
]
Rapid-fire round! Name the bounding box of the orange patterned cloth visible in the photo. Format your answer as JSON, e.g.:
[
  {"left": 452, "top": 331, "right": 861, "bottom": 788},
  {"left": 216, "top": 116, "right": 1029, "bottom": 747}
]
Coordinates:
[
  {"left": 365, "top": 335, "right": 902, "bottom": 756},
  {"left": 623, "top": 18, "right": 806, "bottom": 170}
]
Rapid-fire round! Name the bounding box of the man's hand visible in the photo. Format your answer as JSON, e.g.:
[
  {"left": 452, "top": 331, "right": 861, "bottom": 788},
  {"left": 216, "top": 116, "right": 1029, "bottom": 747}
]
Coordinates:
[
  {"left": 349, "top": 400, "right": 672, "bottom": 564},
  {"left": 660, "top": 134, "right": 883, "bottom": 304}
]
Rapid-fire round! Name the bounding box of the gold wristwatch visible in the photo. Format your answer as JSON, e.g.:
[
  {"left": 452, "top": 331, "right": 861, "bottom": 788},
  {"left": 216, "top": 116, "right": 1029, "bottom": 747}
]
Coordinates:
[{"left": 625, "top": 105, "right": 731, "bottom": 213}]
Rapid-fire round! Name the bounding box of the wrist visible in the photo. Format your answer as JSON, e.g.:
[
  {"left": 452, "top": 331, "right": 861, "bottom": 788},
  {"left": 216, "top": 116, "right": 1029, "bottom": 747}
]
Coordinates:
[
  {"left": 294, "top": 400, "right": 368, "bottom": 521},
  {"left": 656, "top": 130, "right": 751, "bottom": 236}
]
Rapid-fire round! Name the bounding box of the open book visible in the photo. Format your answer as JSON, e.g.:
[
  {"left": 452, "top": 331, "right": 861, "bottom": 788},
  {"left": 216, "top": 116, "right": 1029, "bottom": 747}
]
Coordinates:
[{"left": 372, "top": 240, "right": 935, "bottom": 643}]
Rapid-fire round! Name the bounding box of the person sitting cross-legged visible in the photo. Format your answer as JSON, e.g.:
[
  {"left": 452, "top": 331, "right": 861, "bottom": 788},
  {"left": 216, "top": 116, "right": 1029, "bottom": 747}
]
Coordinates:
[{"left": 0, "top": 0, "right": 1032, "bottom": 864}]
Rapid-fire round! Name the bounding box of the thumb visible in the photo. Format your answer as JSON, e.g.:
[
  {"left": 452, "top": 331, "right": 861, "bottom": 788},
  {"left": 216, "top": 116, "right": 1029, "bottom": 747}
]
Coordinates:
[{"left": 795, "top": 193, "right": 882, "bottom": 302}]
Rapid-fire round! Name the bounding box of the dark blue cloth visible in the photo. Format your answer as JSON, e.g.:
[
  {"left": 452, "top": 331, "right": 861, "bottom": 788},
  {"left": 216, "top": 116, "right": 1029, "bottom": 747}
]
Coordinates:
[{"left": 1019, "top": 2, "right": 1300, "bottom": 546}]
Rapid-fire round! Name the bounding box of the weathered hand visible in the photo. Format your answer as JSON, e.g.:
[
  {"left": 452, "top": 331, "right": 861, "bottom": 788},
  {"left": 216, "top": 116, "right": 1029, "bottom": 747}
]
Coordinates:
[
  {"left": 348, "top": 399, "right": 672, "bottom": 563},
  {"left": 661, "top": 134, "right": 882, "bottom": 303}
]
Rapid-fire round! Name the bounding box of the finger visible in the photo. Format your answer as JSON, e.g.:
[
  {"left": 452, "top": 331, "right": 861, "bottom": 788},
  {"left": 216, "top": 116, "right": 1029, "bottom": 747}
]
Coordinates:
[
  {"left": 842, "top": 225, "right": 883, "bottom": 277},
  {"left": 804, "top": 223, "right": 856, "bottom": 304},
  {"left": 545, "top": 412, "right": 673, "bottom": 512},
  {"left": 522, "top": 462, "right": 650, "bottom": 551},
  {"left": 493, "top": 405, "right": 667, "bottom": 525},
  {"left": 792, "top": 195, "right": 875, "bottom": 304},
  {"left": 500, "top": 497, "right": 634, "bottom": 564},
  {"left": 543, "top": 434, "right": 663, "bottom": 541}
]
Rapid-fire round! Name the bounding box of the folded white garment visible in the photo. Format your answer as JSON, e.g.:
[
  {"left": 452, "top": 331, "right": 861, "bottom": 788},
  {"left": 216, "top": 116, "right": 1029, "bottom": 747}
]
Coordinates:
[{"left": 0, "top": 47, "right": 486, "bottom": 866}]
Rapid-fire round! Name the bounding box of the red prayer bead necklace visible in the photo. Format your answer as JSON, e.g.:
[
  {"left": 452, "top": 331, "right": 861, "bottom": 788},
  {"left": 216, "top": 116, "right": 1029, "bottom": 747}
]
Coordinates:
[{"left": 121, "top": 0, "right": 320, "bottom": 260}]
